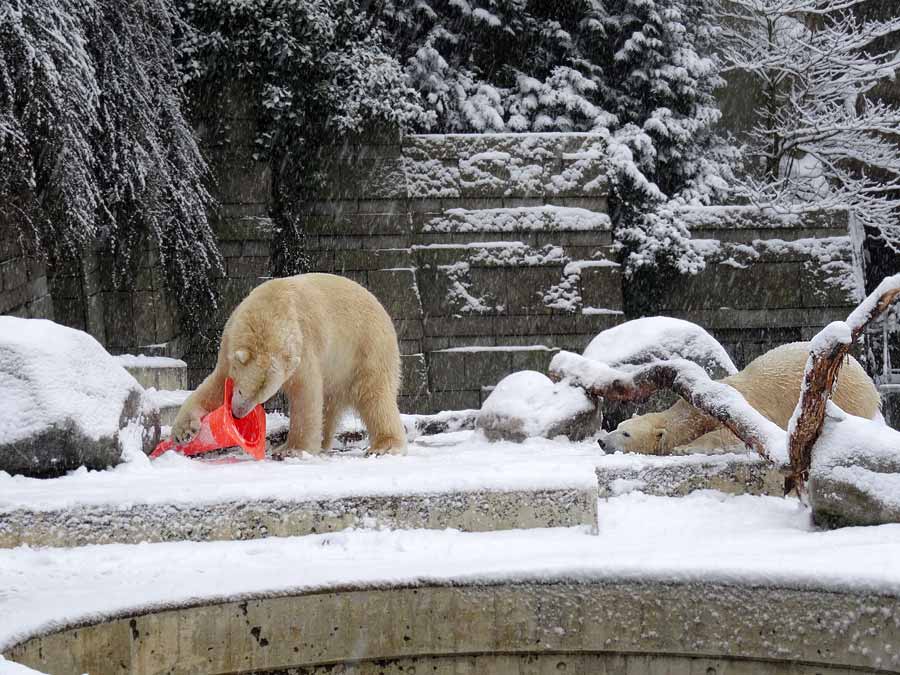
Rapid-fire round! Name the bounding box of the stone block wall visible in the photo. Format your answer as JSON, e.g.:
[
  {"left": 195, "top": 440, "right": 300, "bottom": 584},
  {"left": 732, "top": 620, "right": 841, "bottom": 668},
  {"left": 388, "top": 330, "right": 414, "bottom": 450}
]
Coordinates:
[
  {"left": 302, "top": 133, "right": 621, "bottom": 411},
  {"left": 0, "top": 225, "right": 52, "bottom": 320},
  {"left": 650, "top": 206, "right": 861, "bottom": 367},
  {"left": 0, "top": 129, "right": 863, "bottom": 417}
]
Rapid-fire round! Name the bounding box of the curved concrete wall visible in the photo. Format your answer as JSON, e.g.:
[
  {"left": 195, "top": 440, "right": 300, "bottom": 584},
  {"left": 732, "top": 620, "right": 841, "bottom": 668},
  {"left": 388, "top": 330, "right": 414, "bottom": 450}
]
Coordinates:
[{"left": 6, "top": 581, "right": 899, "bottom": 674}]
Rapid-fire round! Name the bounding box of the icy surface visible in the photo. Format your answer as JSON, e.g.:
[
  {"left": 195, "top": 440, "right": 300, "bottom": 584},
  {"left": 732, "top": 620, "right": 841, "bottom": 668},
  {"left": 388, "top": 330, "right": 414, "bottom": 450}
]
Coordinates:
[
  {"left": 478, "top": 371, "right": 594, "bottom": 438},
  {"left": 0, "top": 318, "right": 141, "bottom": 444},
  {"left": 3, "top": 490, "right": 900, "bottom": 653},
  {"left": 0, "top": 431, "right": 600, "bottom": 512},
  {"left": 582, "top": 317, "right": 737, "bottom": 374}
]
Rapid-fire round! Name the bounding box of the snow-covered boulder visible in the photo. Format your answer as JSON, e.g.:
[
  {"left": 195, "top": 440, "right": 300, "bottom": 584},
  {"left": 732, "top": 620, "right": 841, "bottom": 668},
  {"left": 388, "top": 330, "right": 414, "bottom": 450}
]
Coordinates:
[
  {"left": 808, "top": 404, "right": 900, "bottom": 528},
  {"left": 477, "top": 371, "right": 599, "bottom": 442},
  {"left": 581, "top": 317, "right": 737, "bottom": 429},
  {"left": 584, "top": 316, "right": 737, "bottom": 376},
  {"left": 0, "top": 318, "right": 160, "bottom": 478}
]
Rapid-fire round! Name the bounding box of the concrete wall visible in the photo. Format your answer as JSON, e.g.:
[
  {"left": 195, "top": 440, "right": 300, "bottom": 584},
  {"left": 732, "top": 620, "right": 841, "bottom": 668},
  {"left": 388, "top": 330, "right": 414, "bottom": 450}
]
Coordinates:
[{"left": 7, "top": 581, "right": 899, "bottom": 674}]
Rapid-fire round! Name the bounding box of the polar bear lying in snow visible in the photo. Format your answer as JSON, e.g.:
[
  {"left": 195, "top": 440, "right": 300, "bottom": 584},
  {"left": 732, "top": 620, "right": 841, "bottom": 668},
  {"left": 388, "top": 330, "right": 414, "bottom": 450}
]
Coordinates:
[{"left": 599, "top": 342, "right": 880, "bottom": 455}]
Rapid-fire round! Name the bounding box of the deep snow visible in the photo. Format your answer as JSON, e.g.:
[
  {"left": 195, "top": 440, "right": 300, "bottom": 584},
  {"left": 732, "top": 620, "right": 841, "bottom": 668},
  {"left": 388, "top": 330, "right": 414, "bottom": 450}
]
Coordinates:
[{"left": 3, "top": 490, "right": 900, "bottom": 656}]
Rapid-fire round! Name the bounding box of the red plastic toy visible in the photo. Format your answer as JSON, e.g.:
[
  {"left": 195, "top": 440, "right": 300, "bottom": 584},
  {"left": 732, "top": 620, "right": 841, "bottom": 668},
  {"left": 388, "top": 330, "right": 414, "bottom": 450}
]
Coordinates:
[{"left": 150, "top": 378, "right": 266, "bottom": 460}]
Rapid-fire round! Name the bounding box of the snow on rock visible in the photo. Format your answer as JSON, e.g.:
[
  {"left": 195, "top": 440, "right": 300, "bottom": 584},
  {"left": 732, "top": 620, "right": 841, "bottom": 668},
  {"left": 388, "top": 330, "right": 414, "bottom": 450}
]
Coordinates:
[
  {"left": 582, "top": 317, "right": 737, "bottom": 377},
  {"left": 477, "top": 371, "right": 599, "bottom": 442},
  {"left": 424, "top": 205, "right": 611, "bottom": 233},
  {"left": 808, "top": 402, "right": 900, "bottom": 527},
  {"left": 0, "top": 317, "right": 160, "bottom": 478},
  {"left": 0, "top": 430, "right": 600, "bottom": 514},
  {"left": 113, "top": 354, "right": 187, "bottom": 369}
]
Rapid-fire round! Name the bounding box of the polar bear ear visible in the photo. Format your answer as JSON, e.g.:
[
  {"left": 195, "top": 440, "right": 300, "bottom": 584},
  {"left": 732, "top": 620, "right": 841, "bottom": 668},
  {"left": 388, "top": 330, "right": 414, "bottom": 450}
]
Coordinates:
[{"left": 233, "top": 349, "right": 251, "bottom": 365}]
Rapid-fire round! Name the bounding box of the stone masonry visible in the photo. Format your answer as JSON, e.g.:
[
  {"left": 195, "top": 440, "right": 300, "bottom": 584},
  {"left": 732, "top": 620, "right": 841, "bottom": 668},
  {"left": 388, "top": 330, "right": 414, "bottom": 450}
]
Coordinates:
[{"left": 0, "top": 128, "right": 862, "bottom": 415}]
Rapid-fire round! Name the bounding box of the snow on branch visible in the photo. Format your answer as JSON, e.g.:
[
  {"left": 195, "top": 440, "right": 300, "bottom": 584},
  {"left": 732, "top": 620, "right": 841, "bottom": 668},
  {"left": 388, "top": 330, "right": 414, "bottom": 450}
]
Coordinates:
[
  {"left": 787, "top": 273, "right": 900, "bottom": 493},
  {"left": 719, "top": 0, "right": 900, "bottom": 252},
  {"left": 549, "top": 351, "right": 786, "bottom": 464}
]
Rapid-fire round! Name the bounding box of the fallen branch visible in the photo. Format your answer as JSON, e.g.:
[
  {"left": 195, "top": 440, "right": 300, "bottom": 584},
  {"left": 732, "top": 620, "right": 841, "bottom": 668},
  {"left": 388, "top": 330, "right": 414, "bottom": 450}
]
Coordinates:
[
  {"left": 549, "top": 352, "right": 786, "bottom": 464},
  {"left": 787, "top": 273, "right": 900, "bottom": 494}
]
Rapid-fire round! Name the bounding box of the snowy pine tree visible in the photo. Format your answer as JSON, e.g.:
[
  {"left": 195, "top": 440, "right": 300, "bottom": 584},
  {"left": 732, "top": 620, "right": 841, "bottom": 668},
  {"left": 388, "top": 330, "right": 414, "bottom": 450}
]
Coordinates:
[
  {"left": 0, "top": 0, "right": 222, "bottom": 332},
  {"left": 384, "top": 0, "right": 734, "bottom": 272},
  {"left": 719, "top": 0, "right": 900, "bottom": 253}
]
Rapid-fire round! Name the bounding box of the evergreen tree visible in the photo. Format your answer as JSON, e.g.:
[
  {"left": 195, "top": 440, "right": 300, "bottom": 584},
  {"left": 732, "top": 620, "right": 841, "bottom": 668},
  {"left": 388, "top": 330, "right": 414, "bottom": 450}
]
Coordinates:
[{"left": 384, "top": 0, "right": 734, "bottom": 272}]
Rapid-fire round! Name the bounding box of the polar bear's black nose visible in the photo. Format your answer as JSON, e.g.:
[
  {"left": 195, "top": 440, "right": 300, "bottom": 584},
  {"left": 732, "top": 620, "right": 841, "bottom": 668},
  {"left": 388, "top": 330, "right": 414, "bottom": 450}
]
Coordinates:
[{"left": 597, "top": 437, "right": 607, "bottom": 452}]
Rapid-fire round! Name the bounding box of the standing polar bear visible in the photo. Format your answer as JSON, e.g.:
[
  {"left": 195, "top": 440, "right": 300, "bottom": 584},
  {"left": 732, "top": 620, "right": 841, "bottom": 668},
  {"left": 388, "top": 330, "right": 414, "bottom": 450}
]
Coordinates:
[
  {"left": 171, "top": 274, "right": 407, "bottom": 456},
  {"left": 600, "top": 342, "right": 880, "bottom": 455}
]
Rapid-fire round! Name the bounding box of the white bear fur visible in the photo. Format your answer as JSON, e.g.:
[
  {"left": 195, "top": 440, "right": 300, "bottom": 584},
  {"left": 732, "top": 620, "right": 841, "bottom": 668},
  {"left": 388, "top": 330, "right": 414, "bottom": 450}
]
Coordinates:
[{"left": 171, "top": 273, "right": 406, "bottom": 456}]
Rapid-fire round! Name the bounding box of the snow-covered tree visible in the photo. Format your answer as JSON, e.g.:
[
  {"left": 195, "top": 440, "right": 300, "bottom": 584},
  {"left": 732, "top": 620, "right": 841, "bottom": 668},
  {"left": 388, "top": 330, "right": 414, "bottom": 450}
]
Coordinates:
[
  {"left": 718, "top": 0, "right": 900, "bottom": 253},
  {"left": 384, "top": 0, "right": 734, "bottom": 273},
  {"left": 0, "top": 0, "right": 222, "bottom": 332},
  {"left": 179, "top": 0, "right": 427, "bottom": 276}
]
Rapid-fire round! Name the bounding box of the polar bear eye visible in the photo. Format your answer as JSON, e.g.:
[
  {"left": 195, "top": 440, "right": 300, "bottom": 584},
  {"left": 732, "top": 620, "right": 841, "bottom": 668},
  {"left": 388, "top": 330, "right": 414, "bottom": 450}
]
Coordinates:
[{"left": 622, "top": 431, "right": 631, "bottom": 438}]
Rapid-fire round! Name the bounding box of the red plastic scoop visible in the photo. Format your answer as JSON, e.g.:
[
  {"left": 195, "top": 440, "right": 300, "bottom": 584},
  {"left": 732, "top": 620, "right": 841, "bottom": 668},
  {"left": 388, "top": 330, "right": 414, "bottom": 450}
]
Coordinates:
[{"left": 151, "top": 378, "right": 266, "bottom": 460}]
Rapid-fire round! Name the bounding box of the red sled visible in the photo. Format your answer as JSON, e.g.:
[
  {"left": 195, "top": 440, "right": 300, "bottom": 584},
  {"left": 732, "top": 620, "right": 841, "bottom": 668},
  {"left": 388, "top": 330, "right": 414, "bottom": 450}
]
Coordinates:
[{"left": 151, "top": 378, "right": 266, "bottom": 460}]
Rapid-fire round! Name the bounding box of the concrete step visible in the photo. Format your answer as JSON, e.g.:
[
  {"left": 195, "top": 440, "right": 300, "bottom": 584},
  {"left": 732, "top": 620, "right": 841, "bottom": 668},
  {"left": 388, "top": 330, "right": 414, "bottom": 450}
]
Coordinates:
[
  {"left": 595, "top": 453, "right": 786, "bottom": 498},
  {"left": 115, "top": 354, "right": 188, "bottom": 390},
  {"left": 0, "top": 429, "right": 597, "bottom": 548}
]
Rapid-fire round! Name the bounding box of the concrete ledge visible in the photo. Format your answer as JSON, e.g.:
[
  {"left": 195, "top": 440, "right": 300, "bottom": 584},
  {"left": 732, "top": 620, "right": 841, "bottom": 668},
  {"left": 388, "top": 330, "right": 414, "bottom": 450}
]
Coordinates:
[
  {"left": 6, "top": 581, "right": 898, "bottom": 674},
  {"left": 596, "top": 453, "right": 786, "bottom": 498},
  {"left": 0, "top": 488, "right": 597, "bottom": 548}
]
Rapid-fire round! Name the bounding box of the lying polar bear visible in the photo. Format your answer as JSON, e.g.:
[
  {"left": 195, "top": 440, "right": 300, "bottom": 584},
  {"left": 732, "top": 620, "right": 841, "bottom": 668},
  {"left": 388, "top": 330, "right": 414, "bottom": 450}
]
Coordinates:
[{"left": 599, "top": 341, "right": 880, "bottom": 455}]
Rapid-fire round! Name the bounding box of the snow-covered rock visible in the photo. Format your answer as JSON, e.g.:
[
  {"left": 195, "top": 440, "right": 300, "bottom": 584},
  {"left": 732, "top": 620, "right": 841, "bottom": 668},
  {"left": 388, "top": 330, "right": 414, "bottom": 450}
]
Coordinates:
[
  {"left": 0, "top": 318, "right": 160, "bottom": 478},
  {"left": 583, "top": 316, "right": 737, "bottom": 376},
  {"left": 808, "top": 403, "right": 900, "bottom": 528},
  {"left": 580, "top": 317, "right": 737, "bottom": 429},
  {"left": 477, "top": 370, "right": 599, "bottom": 442}
]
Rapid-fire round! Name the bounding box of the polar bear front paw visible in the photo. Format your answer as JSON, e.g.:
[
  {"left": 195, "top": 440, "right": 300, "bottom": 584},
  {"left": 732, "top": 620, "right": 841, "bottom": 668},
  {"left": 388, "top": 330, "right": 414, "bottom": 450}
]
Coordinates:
[
  {"left": 272, "top": 441, "right": 320, "bottom": 459},
  {"left": 171, "top": 412, "right": 202, "bottom": 444}
]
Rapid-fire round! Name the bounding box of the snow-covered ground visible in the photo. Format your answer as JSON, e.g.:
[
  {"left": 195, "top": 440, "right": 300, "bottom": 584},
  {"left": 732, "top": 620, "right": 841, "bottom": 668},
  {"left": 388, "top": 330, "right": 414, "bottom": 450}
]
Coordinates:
[
  {"left": 2, "top": 490, "right": 900, "bottom": 655},
  {"left": 0, "top": 431, "right": 601, "bottom": 512}
]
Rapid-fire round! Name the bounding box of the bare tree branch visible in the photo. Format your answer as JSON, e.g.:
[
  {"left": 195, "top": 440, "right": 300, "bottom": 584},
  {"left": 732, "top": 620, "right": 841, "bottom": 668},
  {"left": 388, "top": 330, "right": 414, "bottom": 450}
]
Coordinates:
[
  {"left": 549, "top": 353, "right": 786, "bottom": 464},
  {"left": 787, "top": 274, "right": 900, "bottom": 493}
]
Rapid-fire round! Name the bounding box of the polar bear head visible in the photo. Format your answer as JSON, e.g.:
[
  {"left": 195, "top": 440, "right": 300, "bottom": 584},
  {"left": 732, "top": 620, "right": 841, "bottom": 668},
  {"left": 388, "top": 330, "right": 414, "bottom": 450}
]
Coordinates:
[
  {"left": 227, "top": 319, "right": 302, "bottom": 418},
  {"left": 599, "top": 411, "right": 670, "bottom": 455}
]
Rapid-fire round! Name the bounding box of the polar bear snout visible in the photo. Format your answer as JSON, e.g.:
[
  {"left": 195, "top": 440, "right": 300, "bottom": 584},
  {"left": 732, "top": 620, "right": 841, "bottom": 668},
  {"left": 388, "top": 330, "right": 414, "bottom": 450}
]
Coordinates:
[
  {"left": 596, "top": 431, "right": 609, "bottom": 454},
  {"left": 231, "top": 389, "right": 256, "bottom": 419}
]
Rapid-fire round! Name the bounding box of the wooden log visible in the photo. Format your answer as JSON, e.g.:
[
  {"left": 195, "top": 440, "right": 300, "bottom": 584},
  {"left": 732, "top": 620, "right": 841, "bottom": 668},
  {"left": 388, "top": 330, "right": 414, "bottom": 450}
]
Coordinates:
[{"left": 786, "top": 274, "right": 900, "bottom": 494}]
